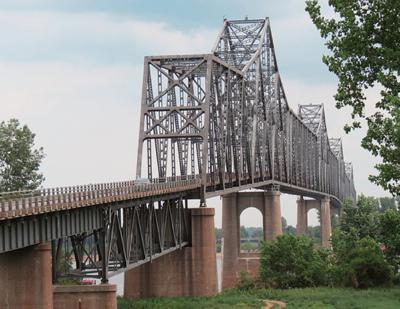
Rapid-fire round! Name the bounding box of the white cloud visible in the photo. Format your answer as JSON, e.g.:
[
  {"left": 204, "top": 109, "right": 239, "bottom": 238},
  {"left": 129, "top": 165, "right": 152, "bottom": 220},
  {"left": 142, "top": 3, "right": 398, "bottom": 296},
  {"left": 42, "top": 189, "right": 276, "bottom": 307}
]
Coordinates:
[
  {"left": 0, "top": 61, "right": 142, "bottom": 186},
  {"left": 0, "top": 11, "right": 216, "bottom": 61}
]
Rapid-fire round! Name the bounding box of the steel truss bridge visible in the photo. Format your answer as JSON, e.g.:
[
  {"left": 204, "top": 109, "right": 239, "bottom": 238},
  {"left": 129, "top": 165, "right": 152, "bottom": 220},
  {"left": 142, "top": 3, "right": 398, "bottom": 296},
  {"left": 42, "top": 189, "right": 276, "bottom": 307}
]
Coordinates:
[{"left": 0, "top": 18, "right": 355, "bottom": 283}]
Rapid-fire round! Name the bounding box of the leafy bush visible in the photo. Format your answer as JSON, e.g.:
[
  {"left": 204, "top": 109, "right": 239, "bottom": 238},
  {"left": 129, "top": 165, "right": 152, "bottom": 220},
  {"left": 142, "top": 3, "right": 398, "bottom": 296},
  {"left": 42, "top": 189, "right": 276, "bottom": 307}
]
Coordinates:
[
  {"left": 379, "top": 208, "right": 400, "bottom": 274},
  {"left": 332, "top": 236, "right": 393, "bottom": 288},
  {"left": 259, "top": 234, "right": 329, "bottom": 288},
  {"left": 236, "top": 271, "right": 256, "bottom": 291}
]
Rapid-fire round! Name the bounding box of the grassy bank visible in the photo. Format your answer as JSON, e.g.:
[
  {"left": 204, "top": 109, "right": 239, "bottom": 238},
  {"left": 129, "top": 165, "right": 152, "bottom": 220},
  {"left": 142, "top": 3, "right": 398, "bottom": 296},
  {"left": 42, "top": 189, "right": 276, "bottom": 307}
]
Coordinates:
[{"left": 118, "top": 287, "right": 400, "bottom": 308}]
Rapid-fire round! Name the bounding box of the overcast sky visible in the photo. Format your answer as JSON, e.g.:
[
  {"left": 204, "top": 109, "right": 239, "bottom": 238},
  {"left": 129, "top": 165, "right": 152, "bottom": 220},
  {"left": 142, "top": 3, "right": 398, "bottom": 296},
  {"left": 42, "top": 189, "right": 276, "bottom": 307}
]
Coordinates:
[{"left": 0, "top": 0, "right": 389, "bottom": 227}]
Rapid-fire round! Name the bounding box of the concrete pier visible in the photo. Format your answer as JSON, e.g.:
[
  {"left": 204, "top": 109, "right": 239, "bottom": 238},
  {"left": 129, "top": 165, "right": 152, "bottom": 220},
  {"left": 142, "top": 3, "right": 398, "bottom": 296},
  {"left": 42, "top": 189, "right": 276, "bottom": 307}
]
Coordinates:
[
  {"left": 124, "top": 207, "right": 218, "bottom": 298},
  {"left": 0, "top": 243, "right": 53, "bottom": 309}
]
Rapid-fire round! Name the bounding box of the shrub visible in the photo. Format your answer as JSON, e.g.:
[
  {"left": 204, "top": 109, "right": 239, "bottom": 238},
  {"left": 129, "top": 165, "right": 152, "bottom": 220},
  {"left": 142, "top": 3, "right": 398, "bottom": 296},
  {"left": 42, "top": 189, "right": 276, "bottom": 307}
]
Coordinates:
[
  {"left": 379, "top": 208, "right": 400, "bottom": 273},
  {"left": 236, "top": 271, "right": 256, "bottom": 291},
  {"left": 332, "top": 236, "right": 393, "bottom": 288},
  {"left": 259, "top": 234, "right": 329, "bottom": 288}
]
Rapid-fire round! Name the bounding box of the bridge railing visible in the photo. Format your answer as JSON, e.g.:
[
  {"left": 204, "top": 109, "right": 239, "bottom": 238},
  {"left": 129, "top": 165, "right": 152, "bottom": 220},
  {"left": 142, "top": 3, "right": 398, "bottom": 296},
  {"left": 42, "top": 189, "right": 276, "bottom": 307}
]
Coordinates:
[
  {"left": 150, "top": 174, "right": 201, "bottom": 183},
  {"left": 0, "top": 178, "right": 201, "bottom": 220}
]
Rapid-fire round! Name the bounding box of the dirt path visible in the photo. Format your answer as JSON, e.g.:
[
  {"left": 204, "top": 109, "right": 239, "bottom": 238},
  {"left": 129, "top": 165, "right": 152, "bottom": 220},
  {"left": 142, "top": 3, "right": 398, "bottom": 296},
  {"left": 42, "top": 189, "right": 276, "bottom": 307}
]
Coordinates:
[{"left": 263, "top": 299, "right": 287, "bottom": 309}]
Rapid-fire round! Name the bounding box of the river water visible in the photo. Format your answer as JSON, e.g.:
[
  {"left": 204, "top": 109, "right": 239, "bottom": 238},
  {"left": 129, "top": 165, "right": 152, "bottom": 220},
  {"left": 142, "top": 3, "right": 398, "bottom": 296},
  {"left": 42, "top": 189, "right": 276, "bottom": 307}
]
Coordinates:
[{"left": 109, "top": 254, "right": 222, "bottom": 295}]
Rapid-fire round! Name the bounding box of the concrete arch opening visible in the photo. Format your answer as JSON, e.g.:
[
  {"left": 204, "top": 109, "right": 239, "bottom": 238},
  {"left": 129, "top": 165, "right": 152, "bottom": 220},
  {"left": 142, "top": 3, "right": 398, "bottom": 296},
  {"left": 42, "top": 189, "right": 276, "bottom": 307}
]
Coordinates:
[
  {"left": 297, "top": 196, "right": 332, "bottom": 248},
  {"left": 239, "top": 207, "right": 263, "bottom": 253}
]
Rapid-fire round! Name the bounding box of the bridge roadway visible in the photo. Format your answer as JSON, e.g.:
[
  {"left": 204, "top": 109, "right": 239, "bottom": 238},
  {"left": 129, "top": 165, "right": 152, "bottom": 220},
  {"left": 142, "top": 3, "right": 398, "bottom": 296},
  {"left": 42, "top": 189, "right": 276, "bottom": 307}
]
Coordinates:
[
  {"left": 0, "top": 172, "right": 345, "bottom": 254},
  {"left": 0, "top": 171, "right": 349, "bottom": 223}
]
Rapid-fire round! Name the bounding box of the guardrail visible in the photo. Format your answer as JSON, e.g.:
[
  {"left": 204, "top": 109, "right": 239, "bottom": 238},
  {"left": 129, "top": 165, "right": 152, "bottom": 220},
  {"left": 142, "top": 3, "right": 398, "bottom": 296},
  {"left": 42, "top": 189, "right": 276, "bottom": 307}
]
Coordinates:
[{"left": 0, "top": 177, "right": 201, "bottom": 220}]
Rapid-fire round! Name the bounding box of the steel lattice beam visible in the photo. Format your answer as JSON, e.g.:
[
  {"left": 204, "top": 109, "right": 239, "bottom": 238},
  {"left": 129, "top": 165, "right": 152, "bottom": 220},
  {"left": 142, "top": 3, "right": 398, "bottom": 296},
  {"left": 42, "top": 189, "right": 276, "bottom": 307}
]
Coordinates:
[{"left": 136, "top": 17, "right": 356, "bottom": 203}]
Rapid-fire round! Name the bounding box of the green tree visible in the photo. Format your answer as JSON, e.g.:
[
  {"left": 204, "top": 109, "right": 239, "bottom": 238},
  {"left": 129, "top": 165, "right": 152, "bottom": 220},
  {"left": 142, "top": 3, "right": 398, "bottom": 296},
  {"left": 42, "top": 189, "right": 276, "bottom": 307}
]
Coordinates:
[
  {"left": 331, "top": 196, "right": 393, "bottom": 288},
  {"left": 307, "top": 226, "right": 321, "bottom": 245},
  {"left": 379, "top": 197, "right": 397, "bottom": 213},
  {"left": 338, "top": 195, "right": 380, "bottom": 240},
  {"left": 240, "top": 225, "right": 249, "bottom": 238},
  {"left": 0, "top": 119, "right": 45, "bottom": 192},
  {"left": 306, "top": 0, "right": 400, "bottom": 195},
  {"left": 246, "top": 226, "right": 263, "bottom": 239},
  {"left": 331, "top": 236, "right": 393, "bottom": 288},
  {"left": 260, "top": 234, "right": 329, "bottom": 288},
  {"left": 284, "top": 225, "right": 297, "bottom": 235},
  {"left": 379, "top": 209, "right": 400, "bottom": 274},
  {"left": 215, "top": 227, "right": 222, "bottom": 241}
]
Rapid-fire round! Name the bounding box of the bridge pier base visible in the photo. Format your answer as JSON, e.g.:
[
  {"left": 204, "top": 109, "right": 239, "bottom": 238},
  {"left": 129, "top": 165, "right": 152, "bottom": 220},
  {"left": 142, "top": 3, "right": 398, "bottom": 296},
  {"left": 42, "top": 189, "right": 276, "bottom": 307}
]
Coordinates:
[
  {"left": 296, "top": 196, "right": 308, "bottom": 236},
  {"left": 0, "top": 242, "right": 53, "bottom": 309},
  {"left": 123, "top": 207, "right": 217, "bottom": 298},
  {"left": 221, "top": 191, "right": 282, "bottom": 290},
  {"left": 320, "top": 197, "right": 332, "bottom": 248},
  {"left": 264, "top": 191, "right": 283, "bottom": 240},
  {"left": 53, "top": 284, "right": 117, "bottom": 309},
  {"left": 221, "top": 193, "right": 240, "bottom": 290}
]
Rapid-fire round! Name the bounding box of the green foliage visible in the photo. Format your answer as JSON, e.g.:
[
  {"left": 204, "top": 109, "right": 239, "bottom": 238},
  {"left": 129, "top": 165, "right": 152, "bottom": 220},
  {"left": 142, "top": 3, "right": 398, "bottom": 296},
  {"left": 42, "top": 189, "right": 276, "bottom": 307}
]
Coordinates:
[
  {"left": 331, "top": 196, "right": 394, "bottom": 288},
  {"left": 379, "top": 197, "right": 397, "bottom": 213},
  {"left": 284, "top": 225, "right": 296, "bottom": 235},
  {"left": 332, "top": 236, "right": 393, "bottom": 288},
  {"left": 0, "top": 119, "right": 45, "bottom": 192},
  {"left": 261, "top": 287, "right": 400, "bottom": 309},
  {"left": 338, "top": 196, "right": 380, "bottom": 240},
  {"left": 260, "top": 234, "right": 329, "bottom": 288},
  {"left": 236, "top": 271, "right": 256, "bottom": 291},
  {"left": 281, "top": 216, "right": 297, "bottom": 235},
  {"left": 240, "top": 225, "right": 249, "bottom": 238},
  {"left": 240, "top": 241, "right": 260, "bottom": 251},
  {"left": 245, "top": 226, "right": 263, "bottom": 239},
  {"left": 118, "top": 287, "right": 400, "bottom": 309},
  {"left": 307, "top": 226, "right": 321, "bottom": 245},
  {"left": 215, "top": 227, "right": 222, "bottom": 252},
  {"left": 306, "top": 0, "right": 400, "bottom": 195},
  {"left": 57, "top": 277, "right": 80, "bottom": 285},
  {"left": 215, "top": 227, "right": 222, "bottom": 241},
  {"left": 379, "top": 209, "right": 400, "bottom": 274},
  {"left": 117, "top": 289, "right": 264, "bottom": 309}
]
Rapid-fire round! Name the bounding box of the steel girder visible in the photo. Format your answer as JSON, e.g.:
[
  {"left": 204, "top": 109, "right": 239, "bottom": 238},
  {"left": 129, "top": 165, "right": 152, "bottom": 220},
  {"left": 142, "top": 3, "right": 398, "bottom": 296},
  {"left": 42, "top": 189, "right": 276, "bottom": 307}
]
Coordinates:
[{"left": 52, "top": 197, "right": 190, "bottom": 283}]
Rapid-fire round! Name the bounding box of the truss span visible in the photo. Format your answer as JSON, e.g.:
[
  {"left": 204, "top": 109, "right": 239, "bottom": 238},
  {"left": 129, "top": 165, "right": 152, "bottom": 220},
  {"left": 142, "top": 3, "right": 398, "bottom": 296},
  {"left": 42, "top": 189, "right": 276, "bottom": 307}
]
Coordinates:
[{"left": 136, "top": 17, "right": 356, "bottom": 202}]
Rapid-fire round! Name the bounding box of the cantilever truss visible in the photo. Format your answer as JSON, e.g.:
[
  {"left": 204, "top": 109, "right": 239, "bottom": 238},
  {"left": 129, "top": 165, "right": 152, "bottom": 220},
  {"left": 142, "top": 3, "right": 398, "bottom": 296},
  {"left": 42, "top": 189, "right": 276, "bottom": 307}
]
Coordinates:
[
  {"left": 136, "top": 17, "right": 356, "bottom": 203},
  {"left": 53, "top": 198, "right": 190, "bottom": 283}
]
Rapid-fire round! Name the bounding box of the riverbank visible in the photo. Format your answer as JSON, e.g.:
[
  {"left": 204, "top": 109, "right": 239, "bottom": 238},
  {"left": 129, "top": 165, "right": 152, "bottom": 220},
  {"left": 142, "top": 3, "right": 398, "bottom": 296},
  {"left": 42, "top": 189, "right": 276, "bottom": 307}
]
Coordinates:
[{"left": 117, "top": 287, "right": 400, "bottom": 308}]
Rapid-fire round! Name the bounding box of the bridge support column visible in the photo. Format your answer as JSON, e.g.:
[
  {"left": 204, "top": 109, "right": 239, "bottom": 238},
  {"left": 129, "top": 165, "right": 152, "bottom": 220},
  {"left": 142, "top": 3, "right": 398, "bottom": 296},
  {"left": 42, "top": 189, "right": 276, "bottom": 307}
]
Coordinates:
[
  {"left": 53, "top": 284, "right": 117, "bottom": 309},
  {"left": 296, "top": 196, "right": 308, "bottom": 236},
  {"left": 124, "top": 207, "right": 217, "bottom": 298},
  {"left": 221, "top": 193, "right": 239, "bottom": 290},
  {"left": 320, "top": 197, "right": 332, "bottom": 248},
  {"left": 190, "top": 207, "right": 218, "bottom": 295},
  {"left": 0, "top": 242, "right": 53, "bottom": 309},
  {"left": 264, "top": 191, "right": 282, "bottom": 240}
]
